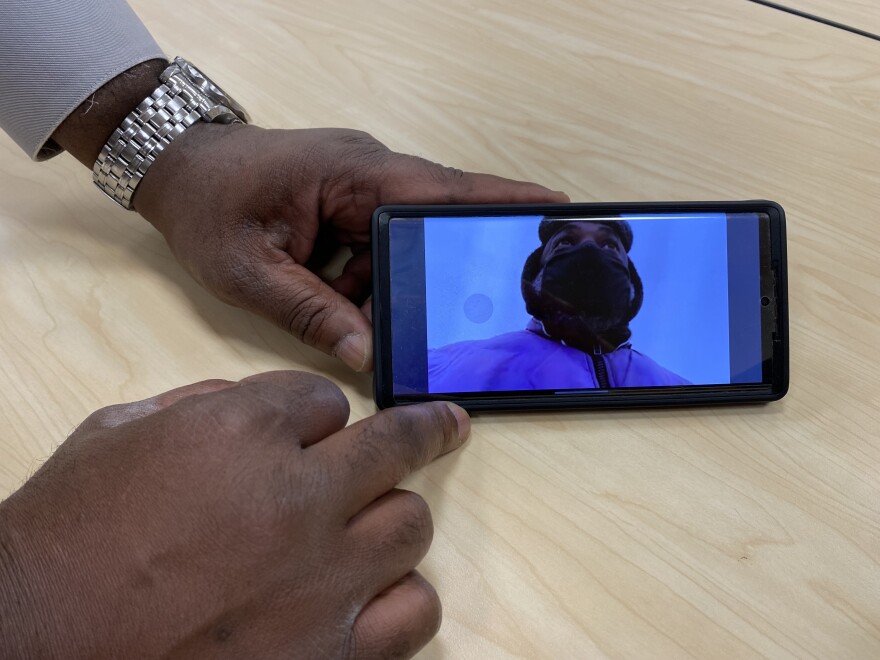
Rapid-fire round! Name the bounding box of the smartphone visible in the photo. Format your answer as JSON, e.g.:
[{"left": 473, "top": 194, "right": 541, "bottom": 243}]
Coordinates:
[{"left": 372, "top": 201, "right": 788, "bottom": 411}]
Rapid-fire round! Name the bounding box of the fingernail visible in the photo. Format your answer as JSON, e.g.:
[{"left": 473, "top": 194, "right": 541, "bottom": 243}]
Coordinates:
[
  {"left": 444, "top": 402, "right": 471, "bottom": 443},
  {"left": 334, "top": 334, "right": 368, "bottom": 372}
]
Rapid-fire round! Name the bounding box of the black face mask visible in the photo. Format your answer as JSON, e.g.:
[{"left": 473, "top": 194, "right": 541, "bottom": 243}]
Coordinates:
[{"left": 523, "top": 243, "right": 643, "bottom": 344}]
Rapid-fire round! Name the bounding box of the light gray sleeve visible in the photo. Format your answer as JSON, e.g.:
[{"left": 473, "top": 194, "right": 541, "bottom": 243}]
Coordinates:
[{"left": 0, "top": 0, "right": 165, "bottom": 161}]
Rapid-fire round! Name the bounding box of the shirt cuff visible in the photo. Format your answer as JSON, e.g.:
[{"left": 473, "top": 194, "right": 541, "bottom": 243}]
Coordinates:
[{"left": 0, "top": 0, "right": 166, "bottom": 161}]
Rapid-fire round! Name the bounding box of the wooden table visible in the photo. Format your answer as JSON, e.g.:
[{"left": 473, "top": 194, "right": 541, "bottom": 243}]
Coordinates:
[{"left": 1, "top": 0, "right": 878, "bottom": 657}]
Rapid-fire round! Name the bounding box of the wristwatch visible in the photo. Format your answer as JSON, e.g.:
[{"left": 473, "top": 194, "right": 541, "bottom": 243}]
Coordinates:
[{"left": 92, "top": 57, "right": 251, "bottom": 210}]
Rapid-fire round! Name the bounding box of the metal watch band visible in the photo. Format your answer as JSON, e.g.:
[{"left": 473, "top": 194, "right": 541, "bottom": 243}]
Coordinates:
[{"left": 92, "top": 82, "right": 203, "bottom": 210}]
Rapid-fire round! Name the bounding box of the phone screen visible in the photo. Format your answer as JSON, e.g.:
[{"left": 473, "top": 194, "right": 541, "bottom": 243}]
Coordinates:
[{"left": 376, "top": 205, "right": 786, "bottom": 408}]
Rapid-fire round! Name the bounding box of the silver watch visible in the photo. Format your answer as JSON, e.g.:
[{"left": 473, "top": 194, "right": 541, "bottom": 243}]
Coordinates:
[{"left": 93, "top": 57, "right": 250, "bottom": 210}]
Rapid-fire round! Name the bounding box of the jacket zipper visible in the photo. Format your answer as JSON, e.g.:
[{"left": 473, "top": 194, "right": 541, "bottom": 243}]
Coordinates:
[{"left": 590, "top": 353, "right": 611, "bottom": 389}]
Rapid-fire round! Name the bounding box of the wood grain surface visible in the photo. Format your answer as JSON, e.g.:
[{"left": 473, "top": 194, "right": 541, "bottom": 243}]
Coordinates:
[{"left": 1, "top": 0, "right": 878, "bottom": 657}]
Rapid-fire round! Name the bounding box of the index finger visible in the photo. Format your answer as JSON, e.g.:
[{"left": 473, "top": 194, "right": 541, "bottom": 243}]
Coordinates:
[
  {"left": 378, "top": 155, "right": 571, "bottom": 205},
  {"left": 314, "top": 402, "right": 470, "bottom": 519},
  {"left": 344, "top": 154, "right": 570, "bottom": 226}
]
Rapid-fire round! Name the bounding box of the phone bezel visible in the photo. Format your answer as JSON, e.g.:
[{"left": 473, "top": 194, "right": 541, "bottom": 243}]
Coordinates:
[{"left": 372, "top": 201, "right": 789, "bottom": 411}]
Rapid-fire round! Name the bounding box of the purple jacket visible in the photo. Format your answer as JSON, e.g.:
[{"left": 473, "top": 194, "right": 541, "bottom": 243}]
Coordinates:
[{"left": 428, "top": 321, "right": 690, "bottom": 392}]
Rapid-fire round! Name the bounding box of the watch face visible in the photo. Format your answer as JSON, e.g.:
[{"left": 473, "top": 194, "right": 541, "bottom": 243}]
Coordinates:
[{"left": 172, "top": 57, "right": 251, "bottom": 123}]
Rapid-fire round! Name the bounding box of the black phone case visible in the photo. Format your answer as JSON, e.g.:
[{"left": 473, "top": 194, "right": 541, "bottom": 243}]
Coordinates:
[{"left": 372, "top": 201, "right": 788, "bottom": 412}]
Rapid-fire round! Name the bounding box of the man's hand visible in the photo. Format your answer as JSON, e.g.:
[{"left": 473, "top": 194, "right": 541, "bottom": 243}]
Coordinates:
[
  {"left": 52, "top": 61, "right": 568, "bottom": 371},
  {"left": 0, "top": 371, "right": 469, "bottom": 659},
  {"left": 132, "top": 123, "right": 568, "bottom": 371}
]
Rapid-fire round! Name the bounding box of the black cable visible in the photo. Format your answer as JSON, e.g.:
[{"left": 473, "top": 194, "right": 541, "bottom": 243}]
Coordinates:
[{"left": 746, "top": 0, "right": 880, "bottom": 43}]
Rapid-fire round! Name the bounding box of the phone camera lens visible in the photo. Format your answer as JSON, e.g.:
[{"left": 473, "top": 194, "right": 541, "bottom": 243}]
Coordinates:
[{"left": 761, "top": 296, "right": 771, "bottom": 307}]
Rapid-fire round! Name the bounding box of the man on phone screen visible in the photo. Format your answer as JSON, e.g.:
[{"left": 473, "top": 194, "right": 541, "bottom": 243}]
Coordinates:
[{"left": 428, "top": 219, "right": 691, "bottom": 391}]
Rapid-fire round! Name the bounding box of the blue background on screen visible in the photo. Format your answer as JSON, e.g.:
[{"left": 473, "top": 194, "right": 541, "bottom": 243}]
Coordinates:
[{"left": 423, "top": 214, "right": 731, "bottom": 385}]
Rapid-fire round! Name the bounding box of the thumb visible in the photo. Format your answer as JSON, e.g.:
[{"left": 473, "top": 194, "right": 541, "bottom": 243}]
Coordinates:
[{"left": 261, "top": 260, "right": 373, "bottom": 372}]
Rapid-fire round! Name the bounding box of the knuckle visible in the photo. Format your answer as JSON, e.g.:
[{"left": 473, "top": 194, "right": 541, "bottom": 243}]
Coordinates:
[
  {"left": 337, "top": 128, "right": 377, "bottom": 144},
  {"left": 281, "top": 287, "right": 338, "bottom": 346},
  {"left": 243, "top": 371, "right": 351, "bottom": 430},
  {"left": 394, "top": 492, "right": 434, "bottom": 550},
  {"left": 335, "top": 131, "right": 391, "bottom": 171},
  {"left": 302, "top": 370, "right": 346, "bottom": 400},
  {"left": 77, "top": 402, "right": 138, "bottom": 432},
  {"left": 233, "top": 381, "right": 292, "bottom": 419},
  {"left": 443, "top": 165, "right": 466, "bottom": 181},
  {"left": 406, "top": 158, "right": 472, "bottom": 204},
  {"left": 377, "top": 577, "right": 442, "bottom": 660},
  {"left": 413, "top": 579, "right": 443, "bottom": 639},
  {"left": 256, "top": 370, "right": 347, "bottom": 406},
  {"left": 183, "top": 389, "right": 271, "bottom": 441},
  {"left": 153, "top": 379, "right": 233, "bottom": 408},
  {"left": 77, "top": 405, "right": 115, "bottom": 431},
  {"left": 344, "top": 576, "right": 441, "bottom": 660},
  {"left": 420, "top": 158, "right": 464, "bottom": 184},
  {"left": 296, "top": 372, "right": 350, "bottom": 419}
]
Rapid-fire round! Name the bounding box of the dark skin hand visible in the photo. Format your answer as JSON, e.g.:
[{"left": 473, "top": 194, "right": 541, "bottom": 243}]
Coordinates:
[
  {"left": 54, "top": 59, "right": 570, "bottom": 370},
  {"left": 4, "top": 58, "right": 569, "bottom": 657},
  {"left": 0, "top": 371, "right": 469, "bottom": 658}
]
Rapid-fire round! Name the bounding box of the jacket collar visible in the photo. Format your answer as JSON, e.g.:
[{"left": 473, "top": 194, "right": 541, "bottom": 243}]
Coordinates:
[{"left": 526, "top": 318, "right": 631, "bottom": 354}]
